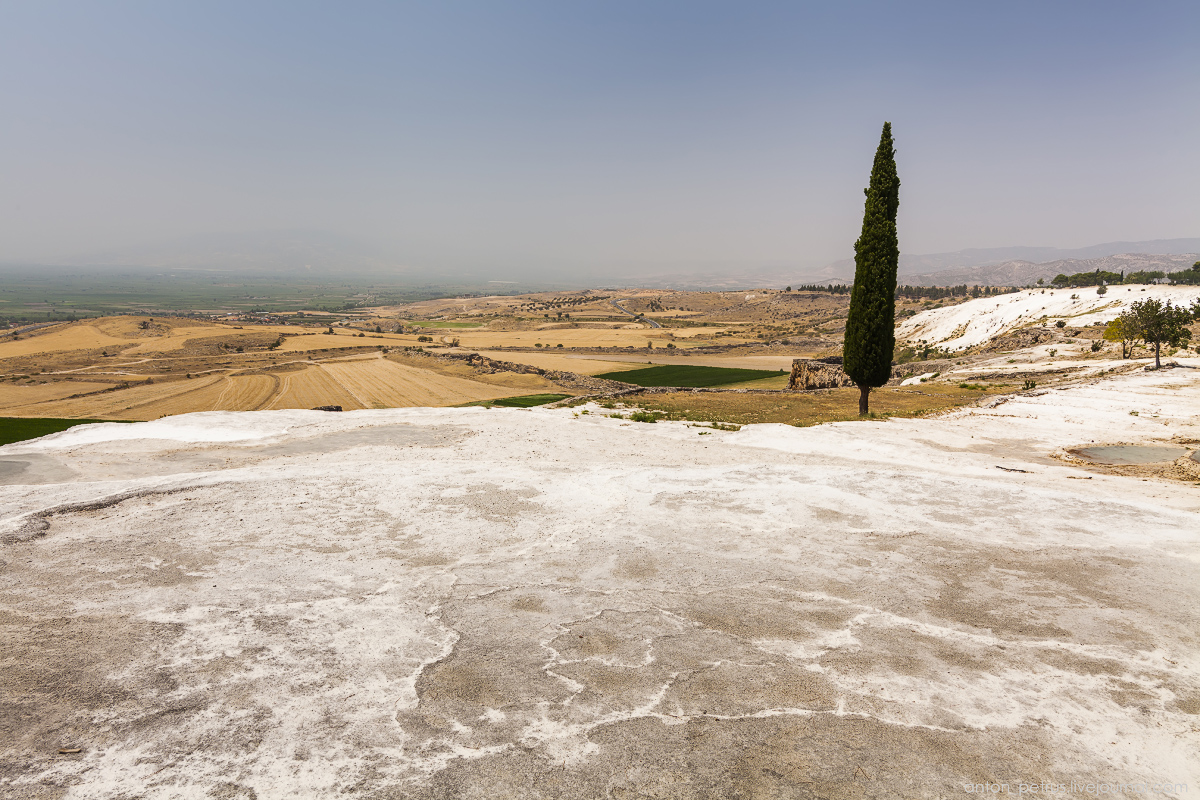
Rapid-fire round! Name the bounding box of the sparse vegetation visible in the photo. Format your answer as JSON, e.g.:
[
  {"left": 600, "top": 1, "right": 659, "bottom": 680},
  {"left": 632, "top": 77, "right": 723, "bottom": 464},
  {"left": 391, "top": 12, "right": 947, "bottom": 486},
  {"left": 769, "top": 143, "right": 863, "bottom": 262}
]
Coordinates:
[
  {"left": 1120, "top": 298, "right": 1194, "bottom": 368},
  {"left": 629, "top": 384, "right": 995, "bottom": 427}
]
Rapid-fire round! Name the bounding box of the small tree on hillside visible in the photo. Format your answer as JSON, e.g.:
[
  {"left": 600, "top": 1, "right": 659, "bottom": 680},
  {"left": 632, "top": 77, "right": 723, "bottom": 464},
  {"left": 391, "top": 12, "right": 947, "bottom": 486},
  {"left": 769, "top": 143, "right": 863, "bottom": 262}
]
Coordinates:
[
  {"left": 1103, "top": 315, "right": 1137, "bottom": 359},
  {"left": 1124, "top": 299, "right": 1193, "bottom": 368},
  {"left": 844, "top": 122, "right": 900, "bottom": 416}
]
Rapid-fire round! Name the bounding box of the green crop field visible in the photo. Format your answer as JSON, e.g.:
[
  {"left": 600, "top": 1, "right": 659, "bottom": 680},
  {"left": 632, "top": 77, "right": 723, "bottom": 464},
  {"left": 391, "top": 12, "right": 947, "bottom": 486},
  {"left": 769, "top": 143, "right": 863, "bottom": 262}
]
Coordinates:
[
  {"left": 594, "top": 364, "right": 786, "bottom": 388},
  {"left": 0, "top": 417, "right": 132, "bottom": 447},
  {"left": 462, "top": 394, "right": 570, "bottom": 408},
  {"left": 415, "top": 321, "right": 487, "bottom": 329}
]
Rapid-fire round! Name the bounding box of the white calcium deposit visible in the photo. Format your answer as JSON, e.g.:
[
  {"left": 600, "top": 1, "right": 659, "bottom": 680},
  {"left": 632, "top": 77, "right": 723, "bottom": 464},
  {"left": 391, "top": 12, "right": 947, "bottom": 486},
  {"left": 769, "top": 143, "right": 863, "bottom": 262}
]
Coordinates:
[
  {"left": 897, "top": 285, "right": 1200, "bottom": 351},
  {"left": 2, "top": 367, "right": 1199, "bottom": 798}
]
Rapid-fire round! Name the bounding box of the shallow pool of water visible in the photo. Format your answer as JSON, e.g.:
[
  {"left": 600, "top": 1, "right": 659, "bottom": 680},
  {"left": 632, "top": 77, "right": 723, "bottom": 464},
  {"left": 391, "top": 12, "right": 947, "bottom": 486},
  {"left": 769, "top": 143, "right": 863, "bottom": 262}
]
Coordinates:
[{"left": 1072, "top": 445, "right": 1187, "bottom": 465}]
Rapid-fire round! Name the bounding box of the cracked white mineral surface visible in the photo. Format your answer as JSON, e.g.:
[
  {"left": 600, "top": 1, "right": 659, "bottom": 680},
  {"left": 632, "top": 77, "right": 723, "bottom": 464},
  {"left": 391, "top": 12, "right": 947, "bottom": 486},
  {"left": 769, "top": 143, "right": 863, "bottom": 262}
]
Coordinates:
[{"left": 2, "top": 365, "right": 1198, "bottom": 798}]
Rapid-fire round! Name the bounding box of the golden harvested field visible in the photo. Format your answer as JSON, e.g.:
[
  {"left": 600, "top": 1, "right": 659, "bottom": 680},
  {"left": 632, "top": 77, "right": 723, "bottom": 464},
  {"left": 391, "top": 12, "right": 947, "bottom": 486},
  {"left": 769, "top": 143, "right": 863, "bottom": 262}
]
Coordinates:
[
  {"left": 275, "top": 332, "right": 407, "bottom": 352},
  {"left": 0, "top": 381, "right": 114, "bottom": 410},
  {"left": 0, "top": 290, "right": 858, "bottom": 421},
  {"left": 174, "top": 374, "right": 281, "bottom": 413},
  {"left": 467, "top": 351, "right": 644, "bottom": 375},
  {"left": 268, "top": 365, "right": 363, "bottom": 410},
  {"left": 563, "top": 353, "right": 811, "bottom": 371},
  {"left": 0, "top": 313, "right": 581, "bottom": 418},
  {"left": 90, "top": 317, "right": 211, "bottom": 336},
  {"left": 0, "top": 324, "right": 129, "bottom": 357},
  {"left": 119, "top": 326, "right": 281, "bottom": 354},
  {"left": 428, "top": 327, "right": 733, "bottom": 349},
  {"left": 3, "top": 358, "right": 556, "bottom": 420},
  {"left": 13, "top": 376, "right": 227, "bottom": 420},
  {"left": 265, "top": 357, "right": 533, "bottom": 411}
]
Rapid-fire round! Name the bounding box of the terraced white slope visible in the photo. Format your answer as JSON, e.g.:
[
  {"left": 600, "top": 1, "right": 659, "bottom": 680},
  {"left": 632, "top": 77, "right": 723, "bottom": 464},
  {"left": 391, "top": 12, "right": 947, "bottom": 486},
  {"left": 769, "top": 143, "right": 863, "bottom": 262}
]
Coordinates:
[
  {"left": 2, "top": 367, "right": 1199, "bottom": 797},
  {"left": 898, "top": 285, "right": 1200, "bottom": 351}
]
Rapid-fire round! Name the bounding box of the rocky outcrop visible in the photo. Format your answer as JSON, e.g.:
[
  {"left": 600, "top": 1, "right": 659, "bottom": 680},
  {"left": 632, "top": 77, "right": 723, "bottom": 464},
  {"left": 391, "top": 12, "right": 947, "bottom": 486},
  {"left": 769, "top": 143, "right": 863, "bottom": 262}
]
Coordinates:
[
  {"left": 788, "top": 358, "right": 854, "bottom": 390},
  {"left": 890, "top": 359, "right": 956, "bottom": 382},
  {"left": 980, "top": 326, "right": 1060, "bottom": 354},
  {"left": 449, "top": 352, "right": 633, "bottom": 393}
]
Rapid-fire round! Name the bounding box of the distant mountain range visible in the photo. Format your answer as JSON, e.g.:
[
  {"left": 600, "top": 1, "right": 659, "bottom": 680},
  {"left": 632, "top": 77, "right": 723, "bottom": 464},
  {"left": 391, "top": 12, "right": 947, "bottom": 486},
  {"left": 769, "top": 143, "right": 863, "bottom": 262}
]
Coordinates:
[
  {"left": 816, "top": 238, "right": 1200, "bottom": 284},
  {"left": 901, "top": 252, "right": 1200, "bottom": 287},
  {"left": 9, "top": 231, "right": 1200, "bottom": 289}
]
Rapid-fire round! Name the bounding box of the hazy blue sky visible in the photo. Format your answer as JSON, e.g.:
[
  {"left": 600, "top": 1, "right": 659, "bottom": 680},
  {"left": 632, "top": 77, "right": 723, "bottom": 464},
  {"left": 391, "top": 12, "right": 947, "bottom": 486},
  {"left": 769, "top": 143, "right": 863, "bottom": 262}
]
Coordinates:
[{"left": 2, "top": 1, "right": 1197, "bottom": 276}]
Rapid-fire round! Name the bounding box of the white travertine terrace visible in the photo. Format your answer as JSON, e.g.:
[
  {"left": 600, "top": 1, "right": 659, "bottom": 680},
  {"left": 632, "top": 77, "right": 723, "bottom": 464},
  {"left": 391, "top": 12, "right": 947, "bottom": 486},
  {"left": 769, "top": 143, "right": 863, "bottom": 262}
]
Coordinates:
[
  {"left": 897, "top": 285, "right": 1200, "bottom": 351},
  {"left": 1, "top": 364, "right": 1198, "bottom": 797}
]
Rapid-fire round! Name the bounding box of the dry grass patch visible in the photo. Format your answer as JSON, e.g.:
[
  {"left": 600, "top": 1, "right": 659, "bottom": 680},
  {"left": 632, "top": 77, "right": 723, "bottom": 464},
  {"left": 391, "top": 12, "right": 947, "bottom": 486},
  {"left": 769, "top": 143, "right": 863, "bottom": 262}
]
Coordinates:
[
  {"left": 0, "top": 381, "right": 115, "bottom": 410},
  {"left": 384, "top": 351, "right": 566, "bottom": 391},
  {"left": 91, "top": 317, "right": 211, "bottom": 337},
  {"left": 15, "top": 376, "right": 224, "bottom": 420},
  {"left": 632, "top": 384, "right": 1001, "bottom": 426},
  {"left": 182, "top": 374, "right": 280, "bottom": 412},
  {"left": 0, "top": 325, "right": 130, "bottom": 357},
  {"left": 432, "top": 328, "right": 725, "bottom": 349},
  {"left": 464, "top": 351, "right": 645, "bottom": 376},
  {"left": 266, "top": 357, "right": 536, "bottom": 411},
  {"left": 276, "top": 332, "right": 411, "bottom": 352},
  {"left": 712, "top": 374, "right": 791, "bottom": 390},
  {"left": 268, "top": 365, "right": 362, "bottom": 410}
]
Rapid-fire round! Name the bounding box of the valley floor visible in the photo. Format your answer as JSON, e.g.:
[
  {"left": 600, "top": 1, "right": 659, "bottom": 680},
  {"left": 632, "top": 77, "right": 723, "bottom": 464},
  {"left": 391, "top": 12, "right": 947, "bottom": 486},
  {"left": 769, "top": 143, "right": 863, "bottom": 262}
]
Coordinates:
[{"left": 1, "top": 364, "right": 1198, "bottom": 798}]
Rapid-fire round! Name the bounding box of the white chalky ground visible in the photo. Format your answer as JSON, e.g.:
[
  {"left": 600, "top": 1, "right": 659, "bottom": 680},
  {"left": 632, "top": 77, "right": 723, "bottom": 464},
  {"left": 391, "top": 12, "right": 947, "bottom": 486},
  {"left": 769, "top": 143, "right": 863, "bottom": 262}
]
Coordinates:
[
  {"left": 897, "top": 284, "right": 1200, "bottom": 351},
  {"left": 1, "top": 364, "right": 1198, "bottom": 798}
]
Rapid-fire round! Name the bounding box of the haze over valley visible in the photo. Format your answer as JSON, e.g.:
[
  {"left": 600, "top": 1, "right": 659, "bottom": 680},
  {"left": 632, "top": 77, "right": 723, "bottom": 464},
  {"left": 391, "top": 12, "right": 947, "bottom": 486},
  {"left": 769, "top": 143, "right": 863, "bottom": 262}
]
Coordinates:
[{"left": 2, "top": 2, "right": 1199, "bottom": 798}]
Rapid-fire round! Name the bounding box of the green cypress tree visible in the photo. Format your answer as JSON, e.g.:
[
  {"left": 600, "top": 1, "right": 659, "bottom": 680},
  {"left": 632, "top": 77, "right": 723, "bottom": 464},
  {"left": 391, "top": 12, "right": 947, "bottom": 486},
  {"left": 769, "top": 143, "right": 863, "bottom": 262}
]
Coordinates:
[{"left": 843, "top": 122, "right": 900, "bottom": 415}]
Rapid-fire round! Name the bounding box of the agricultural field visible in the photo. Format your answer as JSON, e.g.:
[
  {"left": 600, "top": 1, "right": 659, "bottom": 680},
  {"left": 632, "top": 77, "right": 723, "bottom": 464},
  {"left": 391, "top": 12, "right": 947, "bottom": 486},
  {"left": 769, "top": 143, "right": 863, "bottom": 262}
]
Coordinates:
[
  {"left": 0, "top": 284, "right": 861, "bottom": 422},
  {"left": 0, "top": 381, "right": 115, "bottom": 411},
  {"left": 0, "top": 285, "right": 1128, "bottom": 426},
  {"left": 461, "top": 393, "right": 571, "bottom": 408},
  {"left": 593, "top": 364, "right": 788, "bottom": 388},
  {"left": 601, "top": 383, "right": 1002, "bottom": 427},
  {"left": 0, "top": 315, "right": 580, "bottom": 420},
  {"left": 0, "top": 266, "right": 505, "bottom": 322},
  {"left": 461, "top": 351, "right": 646, "bottom": 376}
]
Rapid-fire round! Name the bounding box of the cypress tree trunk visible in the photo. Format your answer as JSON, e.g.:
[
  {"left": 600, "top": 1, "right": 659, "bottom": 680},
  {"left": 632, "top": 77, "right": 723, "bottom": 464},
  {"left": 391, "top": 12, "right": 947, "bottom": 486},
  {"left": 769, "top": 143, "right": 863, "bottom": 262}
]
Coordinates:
[{"left": 843, "top": 123, "right": 900, "bottom": 416}]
